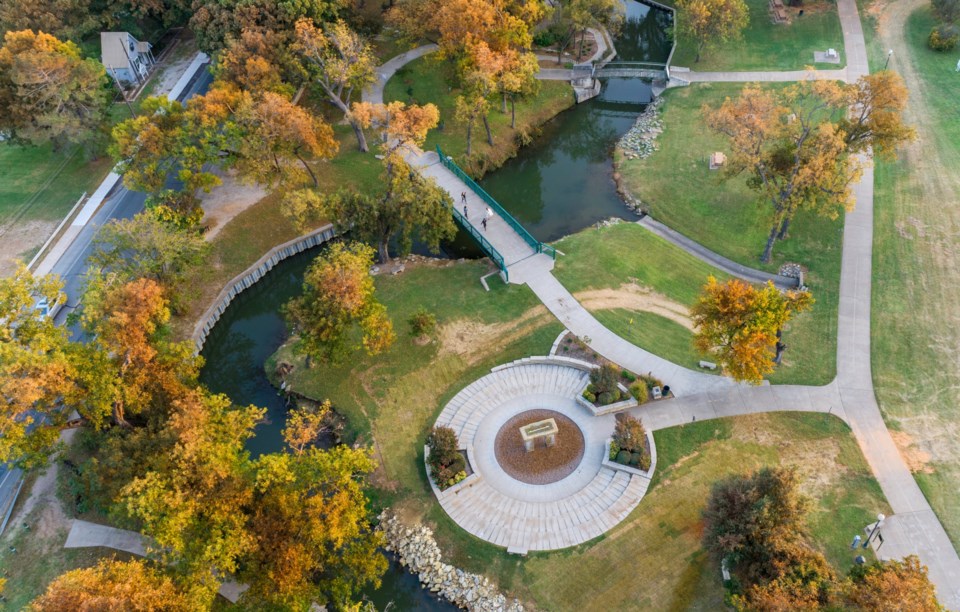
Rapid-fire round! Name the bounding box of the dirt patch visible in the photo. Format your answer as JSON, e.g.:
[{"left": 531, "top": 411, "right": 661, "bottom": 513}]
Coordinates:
[
  {"left": 437, "top": 305, "right": 550, "bottom": 366},
  {"left": 201, "top": 170, "right": 270, "bottom": 240},
  {"left": 495, "top": 410, "right": 585, "bottom": 484},
  {"left": 7, "top": 429, "right": 76, "bottom": 547},
  {"left": 574, "top": 283, "right": 695, "bottom": 331},
  {"left": 0, "top": 219, "right": 56, "bottom": 276},
  {"left": 730, "top": 415, "right": 844, "bottom": 496},
  {"left": 890, "top": 430, "right": 934, "bottom": 474}
]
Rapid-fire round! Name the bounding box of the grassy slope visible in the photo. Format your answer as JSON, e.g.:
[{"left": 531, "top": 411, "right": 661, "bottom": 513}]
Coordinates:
[
  {"left": 870, "top": 4, "right": 960, "bottom": 547},
  {"left": 616, "top": 84, "right": 841, "bottom": 385},
  {"left": 552, "top": 222, "right": 834, "bottom": 385},
  {"left": 383, "top": 56, "right": 574, "bottom": 174},
  {"left": 671, "top": 0, "right": 845, "bottom": 71}
]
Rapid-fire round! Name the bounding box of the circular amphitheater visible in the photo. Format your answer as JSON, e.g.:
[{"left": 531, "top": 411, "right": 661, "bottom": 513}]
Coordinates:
[{"left": 429, "top": 356, "right": 657, "bottom": 555}]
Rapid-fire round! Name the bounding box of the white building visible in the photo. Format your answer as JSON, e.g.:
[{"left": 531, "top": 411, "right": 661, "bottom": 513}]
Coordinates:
[{"left": 100, "top": 32, "right": 155, "bottom": 85}]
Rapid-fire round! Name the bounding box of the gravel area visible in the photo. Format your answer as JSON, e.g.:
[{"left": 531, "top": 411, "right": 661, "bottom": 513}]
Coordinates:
[{"left": 494, "top": 409, "right": 585, "bottom": 485}]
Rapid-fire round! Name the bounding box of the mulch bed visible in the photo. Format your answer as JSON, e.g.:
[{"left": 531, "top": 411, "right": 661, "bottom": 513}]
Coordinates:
[{"left": 494, "top": 409, "right": 585, "bottom": 485}]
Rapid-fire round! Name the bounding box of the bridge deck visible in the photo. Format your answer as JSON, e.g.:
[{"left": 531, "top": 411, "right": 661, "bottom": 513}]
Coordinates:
[{"left": 408, "top": 149, "right": 554, "bottom": 283}]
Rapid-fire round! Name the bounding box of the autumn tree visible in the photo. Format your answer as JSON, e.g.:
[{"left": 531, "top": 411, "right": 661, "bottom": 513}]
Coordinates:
[
  {"left": 216, "top": 28, "right": 303, "bottom": 94},
  {"left": 0, "top": 30, "right": 110, "bottom": 150},
  {"left": 295, "top": 18, "right": 378, "bottom": 152},
  {"left": 932, "top": 0, "right": 960, "bottom": 23},
  {"left": 676, "top": 0, "right": 749, "bottom": 62},
  {"left": 703, "top": 467, "right": 823, "bottom": 585},
  {"left": 283, "top": 102, "right": 455, "bottom": 263},
  {"left": 190, "top": 0, "right": 344, "bottom": 54},
  {"left": 841, "top": 556, "right": 942, "bottom": 611},
  {"left": 73, "top": 277, "right": 201, "bottom": 428},
  {"left": 0, "top": 266, "right": 74, "bottom": 468},
  {"left": 109, "top": 95, "right": 223, "bottom": 197},
  {"left": 284, "top": 242, "right": 394, "bottom": 364},
  {"left": 88, "top": 210, "right": 208, "bottom": 309},
  {"left": 691, "top": 277, "right": 812, "bottom": 384},
  {"left": 731, "top": 547, "right": 837, "bottom": 611},
  {"left": 30, "top": 559, "right": 191, "bottom": 612},
  {"left": 232, "top": 89, "right": 339, "bottom": 187},
  {"left": 241, "top": 443, "right": 386, "bottom": 608},
  {"left": 121, "top": 388, "right": 262, "bottom": 606},
  {"left": 497, "top": 49, "right": 540, "bottom": 128},
  {"left": 0, "top": 0, "right": 102, "bottom": 43},
  {"left": 705, "top": 77, "right": 912, "bottom": 262}
]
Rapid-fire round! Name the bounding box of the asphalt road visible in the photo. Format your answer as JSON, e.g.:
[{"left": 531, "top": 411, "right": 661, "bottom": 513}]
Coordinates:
[{"left": 0, "top": 65, "right": 214, "bottom": 536}]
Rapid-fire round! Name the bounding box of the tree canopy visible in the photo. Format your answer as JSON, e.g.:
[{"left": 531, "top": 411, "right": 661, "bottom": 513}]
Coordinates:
[
  {"left": 675, "top": 0, "right": 749, "bottom": 62},
  {"left": 705, "top": 76, "right": 913, "bottom": 262},
  {"left": 0, "top": 30, "right": 110, "bottom": 149},
  {"left": 691, "top": 277, "right": 812, "bottom": 383}
]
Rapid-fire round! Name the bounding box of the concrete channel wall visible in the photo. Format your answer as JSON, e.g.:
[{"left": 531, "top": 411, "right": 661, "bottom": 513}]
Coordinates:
[{"left": 191, "top": 224, "right": 338, "bottom": 352}]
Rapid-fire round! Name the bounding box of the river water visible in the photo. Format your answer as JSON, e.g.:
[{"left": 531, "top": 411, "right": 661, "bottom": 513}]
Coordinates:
[{"left": 198, "top": 2, "right": 671, "bottom": 607}]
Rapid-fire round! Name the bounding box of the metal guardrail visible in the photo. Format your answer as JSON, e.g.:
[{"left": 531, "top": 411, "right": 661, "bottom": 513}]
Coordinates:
[
  {"left": 451, "top": 207, "right": 509, "bottom": 283},
  {"left": 436, "top": 146, "right": 556, "bottom": 260}
]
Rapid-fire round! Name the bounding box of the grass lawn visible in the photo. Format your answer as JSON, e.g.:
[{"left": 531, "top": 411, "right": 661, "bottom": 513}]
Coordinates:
[
  {"left": 614, "top": 84, "right": 842, "bottom": 384},
  {"left": 552, "top": 222, "right": 834, "bottom": 385},
  {"left": 270, "top": 248, "right": 888, "bottom": 608},
  {"left": 671, "top": 0, "right": 845, "bottom": 71},
  {"left": 383, "top": 56, "right": 575, "bottom": 175},
  {"left": 0, "top": 144, "right": 115, "bottom": 226},
  {"left": 869, "top": 4, "right": 960, "bottom": 548}
]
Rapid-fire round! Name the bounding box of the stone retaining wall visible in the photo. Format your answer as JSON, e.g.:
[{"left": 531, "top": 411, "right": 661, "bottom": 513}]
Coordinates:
[{"left": 191, "top": 224, "right": 338, "bottom": 352}]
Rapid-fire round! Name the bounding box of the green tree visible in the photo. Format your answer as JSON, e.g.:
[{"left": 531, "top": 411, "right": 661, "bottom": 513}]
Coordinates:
[
  {"left": 0, "top": 266, "right": 74, "bottom": 468},
  {"left": 568, "top": 0, "right": 624, "bottom": 60},
  {"left": 932, "top": 0, "right": 960, "bottom": 23},
  {"left": 88, "top": 210, "right": 209, "bottom": 308},
  {"left": 284, "top": 242, "right": 395, "bottom": 363},
  {"left": 675, "top": 0, "right": 749, "bottom": 62},
  {"left": 109, "top": 95, "right": 223, "bottom": 197},
  {"left": 0, "top": 30, "right": 110, "bottom": 150}
]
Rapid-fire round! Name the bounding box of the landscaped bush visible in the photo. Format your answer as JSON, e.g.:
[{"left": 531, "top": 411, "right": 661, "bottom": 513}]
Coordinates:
[
  {"left": 427, "top": 426, "right": 466, "bottom": 490},
  {"left": 629, "top": 381, "right": 649, "bottom": 403},
  {"left": 621, "top": 369, "right": 636, "bottom": 382},
  {"left": 611, "top": 414, "right": 651, "bottom": 471},
  {"left": 582, "top": 390, "right": 597, "bottom": 403},
  {"left": 408, "top": 307, "right": 437, "bottom": 338},
  {"left": 533, "top": 29, "right": 560, "bottom": 47},
  {"left": 589, "top": 363, "right": 623, "bottom": 405},
  {"left": 929, "top": 24, "right": 960, "bottom": 50}
]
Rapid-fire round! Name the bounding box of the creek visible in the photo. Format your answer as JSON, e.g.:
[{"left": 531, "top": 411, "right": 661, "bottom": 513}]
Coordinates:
[{"left": 197, "top": 2, "right": 671, "bottom": 607}]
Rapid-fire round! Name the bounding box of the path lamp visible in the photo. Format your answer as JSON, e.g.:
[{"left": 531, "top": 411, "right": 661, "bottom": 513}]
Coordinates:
[
  {"left": 863, "top": 513, "right": 885, "bottom": 548},
  {"left": 884, "top": 49, "right": 894, "bottom": 70}
]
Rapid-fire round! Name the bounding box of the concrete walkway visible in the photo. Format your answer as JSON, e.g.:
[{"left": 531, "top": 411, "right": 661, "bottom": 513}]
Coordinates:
[
  {"left": 683, "top": 68, "right": 848, "bottom": 83},
  {"left": 65, "top": 520, "right": 248, "bottom": 603},
  {"left": 373, "top": 8, "right": 960, "bottom": 603}
]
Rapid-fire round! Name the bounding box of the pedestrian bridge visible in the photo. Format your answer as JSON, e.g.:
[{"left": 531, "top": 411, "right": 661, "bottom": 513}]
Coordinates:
[
  {"left": 413, "top": 146, "right": 556, "bottom": 284},
  {"left": 582, "top": 62, "right": 668, "bottom": 81}
]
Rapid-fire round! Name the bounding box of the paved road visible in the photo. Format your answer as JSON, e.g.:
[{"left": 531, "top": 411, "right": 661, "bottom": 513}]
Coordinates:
[{"left": 51, "top": 68, "right": 214, "bottom": 330}]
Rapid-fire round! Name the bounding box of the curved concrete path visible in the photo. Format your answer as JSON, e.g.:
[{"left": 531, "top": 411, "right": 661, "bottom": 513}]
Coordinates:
[
  {"left": 370, "top": 8, "right": 960, "bottom": 604},
  {"left": 433, "top": 360, "right": 653, "bottom": 554}
]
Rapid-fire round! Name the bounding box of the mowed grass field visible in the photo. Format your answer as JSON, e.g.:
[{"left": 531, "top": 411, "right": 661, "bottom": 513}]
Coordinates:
[
  {"left": 271, "top": 270, "right": 889, "bottom": 610},
  {"left": 671, "top": 0, "right": 845, "bottom": 71},
  {"left": 870, "top": 1, "right": 960, "bottom": 548}
]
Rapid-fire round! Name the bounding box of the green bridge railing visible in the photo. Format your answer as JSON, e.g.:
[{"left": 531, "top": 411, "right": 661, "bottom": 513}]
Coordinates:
[
  {"left": 437, "top": 146, "right": 556, "bottom": 260},
  {"left": 450, "top": 206, "right": 509, "bottom": 283}
]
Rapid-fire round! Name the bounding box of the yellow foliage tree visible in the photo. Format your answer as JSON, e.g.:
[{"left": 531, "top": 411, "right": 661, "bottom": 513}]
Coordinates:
[{"left": 691, "top": 277, "right": 813, "bottom": 383}]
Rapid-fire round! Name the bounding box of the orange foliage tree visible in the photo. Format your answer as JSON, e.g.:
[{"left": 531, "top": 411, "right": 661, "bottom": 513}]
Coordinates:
[{"left": 690, "top": 277, "right": 812, "bottom": 383}]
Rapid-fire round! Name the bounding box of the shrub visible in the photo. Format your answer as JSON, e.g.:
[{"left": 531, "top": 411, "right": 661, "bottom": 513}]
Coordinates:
[
  {"left": 616, "top": 450, "right": 632, "bottom": 465},
  {"left": 408, "top": 307, "right": 437, "bottom": 338},
  {"left": 427, "top": 426, "right": 464, "bottom": 489},
  {"left": 582, "top": 390, "right": 596, "bottom": 403},
  {"left": 629, "top": 381, "right": 649, "bottom": 403},
  {"left": 621, "top": 369, "right": 636, "bottom": 382},
  {"left": 613, "top": 414, "right": 647, "bottom": 455},
  {"left": 590, "top": 363, "right": 621, "bottom": 396},
  {"left": 929, "top": 24, "right": 959, "bottom": 51},
  {"left": 598, "top": 391, "right": 616, "bottom": 405},
  {"left": 609, "top": 441, "right": 620, "bottom": 460},
  {"left": 640, "top": 373, "right": 664, "bottom": 389},
  {"left": 533, "top": 29, "right": 559, "bottom": 47}
]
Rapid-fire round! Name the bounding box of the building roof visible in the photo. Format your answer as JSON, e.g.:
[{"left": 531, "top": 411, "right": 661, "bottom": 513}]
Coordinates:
[{"left": 101, "top": 32, "right": 139, "bottom": 70}]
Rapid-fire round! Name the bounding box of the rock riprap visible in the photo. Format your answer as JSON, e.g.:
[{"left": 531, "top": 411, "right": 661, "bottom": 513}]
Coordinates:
[
  {"left": 379, "top": 512, "right": 524, "bottom": 611},
  {"left": 617, "top": 98, "right": 664, "bottom": 160}
]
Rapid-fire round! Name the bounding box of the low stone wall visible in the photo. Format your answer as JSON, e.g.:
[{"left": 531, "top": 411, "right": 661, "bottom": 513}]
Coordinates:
[
  {"left": 191, "top": 224, "right": 337, "bottom": 352},
  {"left": 379, "top": 512, "right": 524, "bottom": 611}
]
